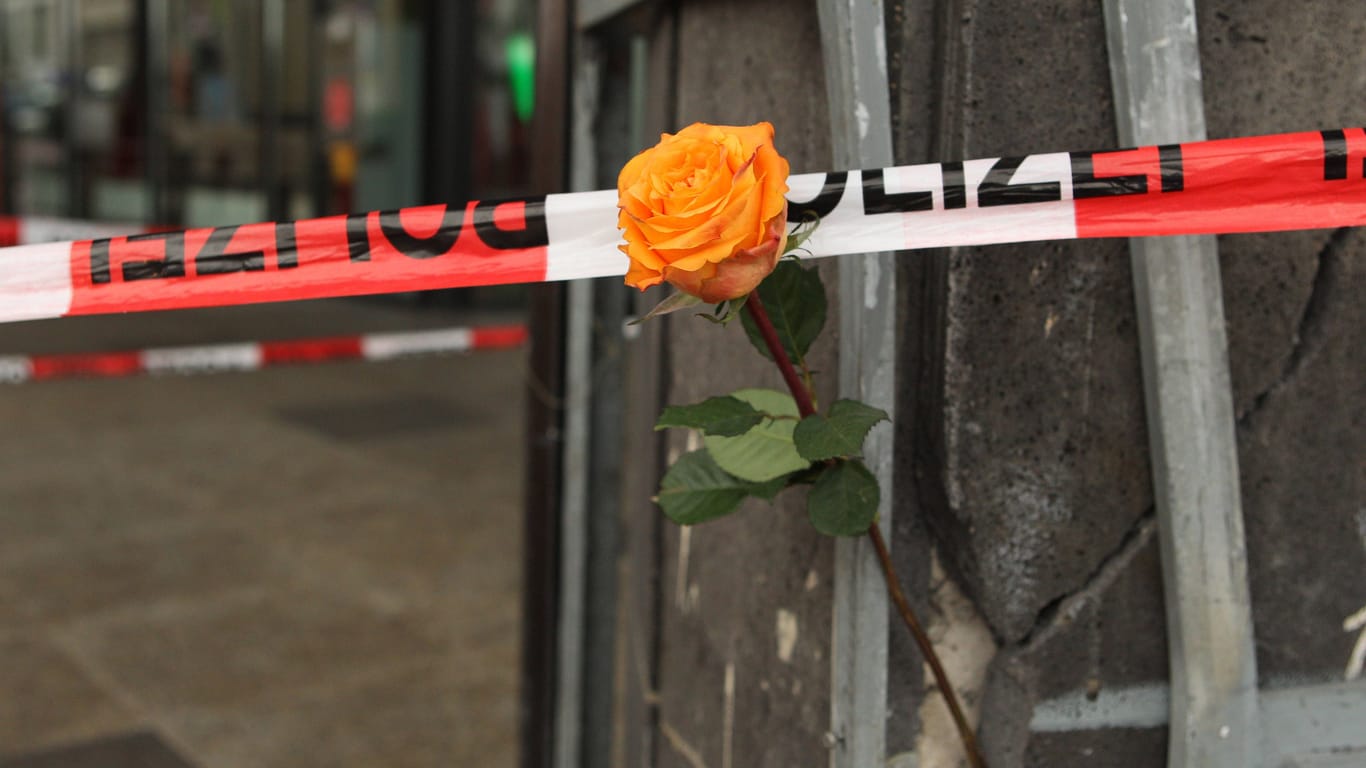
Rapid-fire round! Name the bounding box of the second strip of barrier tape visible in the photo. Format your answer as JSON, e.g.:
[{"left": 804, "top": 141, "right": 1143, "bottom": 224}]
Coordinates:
[
  {"left": 0, "top": 324, "right": 528, "bottom": 384},
  {"left": 0, "top": 127, "right": 1362, "bottom": 324}
]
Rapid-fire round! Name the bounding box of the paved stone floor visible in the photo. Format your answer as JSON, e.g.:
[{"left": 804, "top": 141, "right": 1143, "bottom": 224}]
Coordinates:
[{"left": 0, "top": 298, "right": 525, "bottom": 767}]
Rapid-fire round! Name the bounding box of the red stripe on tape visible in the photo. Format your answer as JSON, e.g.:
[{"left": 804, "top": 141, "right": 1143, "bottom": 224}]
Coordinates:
[
  {"left": 29, "top": 351, "right": 143, "bottom": 381},
  {"left": 260, "top": 336, "right": 363, "bottom": 365},
  {"left": 65, "top": 201, "right": 549, "bottom": 317},
  {"left": 471, "top": 324, "right": 530, "bottom": 349},
  {"left": 0, "top": 216, "right": 18, "bottom": 248},
  {"left": 1075, "top": 129, "right": 1366, "bottom": 237}
]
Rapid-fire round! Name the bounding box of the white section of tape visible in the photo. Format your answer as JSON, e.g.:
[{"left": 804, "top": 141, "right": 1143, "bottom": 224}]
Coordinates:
[
  {"left": 545, "top": 189, "right": 629, "bottom": 282},
  {"left": 360, "top": 328, "right": 473, "bottom": 360},
  {"left": 0, "top": 356, "right": 33, "bottom": 383},
  {"left": 801, "top": 171, "right": 893, "bottom": 256},
  {"left": 0, "top": 242, "right": 75, "bottom": 322},
  {"left": 904, "top": 198, "right": 1078, "bottom": 248},
  {"left": 20, "top": 216, "right": 142, "bottom": 245},
  {"left": 141, "top": 344, "right": 262, "bottom": 375},
  {"left": 915, "top": 152, "right": 1077, "bottom": 247},
  {"left": 800, "top": 154, "right": 1079, "bottom": 256},
  {"left": 785, "top": 172, "right": 830, "bottom": 208}
]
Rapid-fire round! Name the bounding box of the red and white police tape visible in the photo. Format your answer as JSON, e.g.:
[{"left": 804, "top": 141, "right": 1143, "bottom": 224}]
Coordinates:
[
  {"left": 1, "top": 127, "right": 1362, "bottom": 324},
  {"left": 0, "top": 215, "right": 165, "bottom": 249},
  {"left": 0, "top": 324, "right": 527, "bottom": 384}
]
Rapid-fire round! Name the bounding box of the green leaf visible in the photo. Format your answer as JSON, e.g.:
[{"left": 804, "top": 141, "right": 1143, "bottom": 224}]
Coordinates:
[
  {"left": 655, "top": 450, "right": 788, "bottom": 525},
  {"left": 703, "top": 388, "right": 810, "bottom": 482},
  {"left": 793, "top": 399, "right": 890, "bottom": 461},
  {"left": 807, "top": 460, "right": 880, "bottom": 536},
  {"left": 740, "top": 260, "right": 826, "bottom": 364},
  {"left": 631, "top": 291, "right": 704, "bottom": 325},
  {"left": 656, "top": 396, "right": 764, "bottom": 437},
  {"left": 747, "top": 472, "right": 794, "bottom": 501},
  {"left": 656, "top": 450, "right": 749, "bottom": 525}
]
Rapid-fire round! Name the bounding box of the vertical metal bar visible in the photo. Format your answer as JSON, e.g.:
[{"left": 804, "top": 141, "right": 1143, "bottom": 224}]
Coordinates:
[
  {"left": 260, "top": 0, "right": 285, "bottom": 219},
  {"left": 144, "top": 0, "right": 170, "bottom": 223},
  {"left": 421, "top": 0, "right": 474, "bottom": 207},
  {"left": 60, "top": 0, "right": 82, "bottom": 217},
  {"left": 553, "top": 36, "right": 602, "bottom": 768},
  {"left": 523, "top": 0, "right": 573, "bottom": 763},
  {"left": 556, "top": 279, "right": 593, "bottom": 768},
  {"left": 1101, "top": 2, "right": 1260, "bottom": 766},
  {"left": 816, "top": 1, "right": 897, "bottom": 766},
  {"left": 305, "top": 0, "right": 325, "bottom": 216},
  {"left": 579, "top": 33, "right": 650, "bottom": 768}
]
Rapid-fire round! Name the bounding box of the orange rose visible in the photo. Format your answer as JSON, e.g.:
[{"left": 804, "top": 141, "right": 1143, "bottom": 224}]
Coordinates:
[{"left": 617, "top": 122, "right": 790, "bottom": 303}]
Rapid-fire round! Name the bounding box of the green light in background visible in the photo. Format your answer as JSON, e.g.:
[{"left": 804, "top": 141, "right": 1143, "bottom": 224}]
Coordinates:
[{"left": 505, "top": 33, "right": 535, "bottom": 125}]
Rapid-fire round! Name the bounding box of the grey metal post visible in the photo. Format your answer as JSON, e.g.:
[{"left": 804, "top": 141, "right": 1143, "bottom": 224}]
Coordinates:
[
  {"left": 60, "top": 0, "right": 83, "bottom": 217},
  {"left": 145, "top": 0, "right": 171, "bottom": 224},
  {"left": 816, "top": 1, "right": 897, "bottom": 765},
  {"left": 554, "top": 36, "right": 603, "bottom": 768},
  {"left": 260, "top": 0, "right": 285, "bottom": 220},
  {"left": 1102, "top": 2, "right": 1261, "bottom": 766}
]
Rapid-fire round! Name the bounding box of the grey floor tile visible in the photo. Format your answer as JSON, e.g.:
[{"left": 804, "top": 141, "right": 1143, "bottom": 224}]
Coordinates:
[
  {"left": 0, "top": 731, "right": 195, "bottom": 768},
  {"left": 0, "top": 524, "right": 289, "bottom": 627},
  {"left": 0, "top": 633, "right": 142, "bottom": 756},
  {"left": 61, "top": 586, "right": 447, "bottom": 712},
  {"left": 275, "top": 395, "right": 471, "bottom": 441},
  {"left": 0, "top": 303, "right": 526, "bottom": 767},
  {"left": 162, "top": 662, "right": 516, "bottom": 768}
]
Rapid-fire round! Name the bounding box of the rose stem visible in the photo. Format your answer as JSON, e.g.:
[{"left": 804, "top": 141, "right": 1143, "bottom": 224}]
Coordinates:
[
  {"left": 868, "top": 524, "right": 989, "bottom": 768},
  {"left": 743, "top": 292, "right": 816, "bottom": 416},
  {"left": 743, "top": 291, "right": 989, "bottom": 768}
]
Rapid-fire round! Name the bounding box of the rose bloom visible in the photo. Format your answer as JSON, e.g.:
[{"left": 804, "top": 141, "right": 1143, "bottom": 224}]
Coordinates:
[{"left": 617, "top": 122, "right": 790, "bottom": 303}]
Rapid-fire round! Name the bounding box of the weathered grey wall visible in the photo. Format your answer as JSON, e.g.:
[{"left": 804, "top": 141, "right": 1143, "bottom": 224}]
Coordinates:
[
  {"left": 615, "top": 1, "right": 1363, "bottom": 766},
  {"left": 648, "top": 2, "right": 838, "bottom": 767},
  {"left": 882, "top": 0, "right": 1365, "bottom": 765},
  {"left": 1200, "top": 1, "right": 1366, "bottom": 690}
]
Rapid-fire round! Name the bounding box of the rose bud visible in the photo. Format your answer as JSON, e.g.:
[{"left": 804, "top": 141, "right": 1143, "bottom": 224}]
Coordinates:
[{"left": 616, "top": 122, "right": 791, "bottom": 304}]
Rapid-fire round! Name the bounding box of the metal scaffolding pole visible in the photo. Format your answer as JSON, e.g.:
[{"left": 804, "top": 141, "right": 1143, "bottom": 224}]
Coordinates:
[
  {"left": 1102, "top": 1, "right": 1260, "bottom": 765},
  {"left": 816, "top": 1, "right": 897, "bottom": 765}
]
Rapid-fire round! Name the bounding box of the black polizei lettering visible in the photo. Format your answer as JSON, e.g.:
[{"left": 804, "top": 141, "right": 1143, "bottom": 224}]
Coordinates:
[
  {"left": 90, "top": 239, "right": 113, "bottom": 284},
  {"left": 977, "top": 155, "right": 1062, "bottom": 207},
  {"left": 1070, "top": 151, "right": 1147, "bottom": 199},
  {"left": 194, "top": 225, "right": 266, "bottom": 275},
  {"left": 1322, "top": 129, "right": 1348, "bottom": 181},
  {"left": 861, "top": 168, "right": 933, "bottom": 215},
  {"left": 942, "top": 161, "right": 967, "bottom": 209},
  {"left": 120, "top": 231, "right": 187, "bottom": 281},
  {"left": 787, "top": 172, "right": 848, "bottom": 221},
  {"left": 275, "top": 221, "right": 298, "bottom": 268},
  {"left": 472, "top": 196, "right": 549, "bottom": 250},
  {"left": 346, "top": 212, "right": 371, "bottom": 262},
  {"left": 379, "top": 205, "right": 465, "bottom": 259},
  {"left": 1158, "top": 144, "right": 1184, "bottom": 193}
]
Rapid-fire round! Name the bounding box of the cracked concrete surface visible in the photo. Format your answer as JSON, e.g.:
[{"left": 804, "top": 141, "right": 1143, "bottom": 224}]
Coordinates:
[
  {"left": 883, "top": 1, "right": 1364, "bottom": 764},
  {"left": 1235, "top": 227, "right": 1354, "bottom": 427},
  {"left": 979, "top": 514, "right": 1167, "bottom": 765},
  {"left": 913, "top": 0, "right": 1153, "bottom": 646},
  {"left": 1012, "top": 511, "right": 1158, "bottom": 654},
  {"left": 1236, "top": 228, "right": 1365, "bottom": 683}
]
